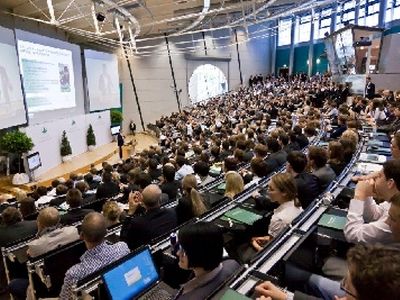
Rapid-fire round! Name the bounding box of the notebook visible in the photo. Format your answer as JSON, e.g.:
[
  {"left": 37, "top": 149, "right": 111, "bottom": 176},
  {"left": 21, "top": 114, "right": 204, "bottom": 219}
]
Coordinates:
[
  {"left": 318, "top": 213, "right": 347, "bottom": 231},
  {"left": 224, "top": 207, "right": 263, "bottom": 226},
  {"left": 102, "top": 246, "right": 174, "bottom": 300}
]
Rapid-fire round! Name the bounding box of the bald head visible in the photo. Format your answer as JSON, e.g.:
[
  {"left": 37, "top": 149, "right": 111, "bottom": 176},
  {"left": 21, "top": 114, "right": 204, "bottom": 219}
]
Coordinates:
[
  {"left": 142, "top": 184, "right": 161, "bottom": 209},
  {"left": 37, "top": 207, "right": 60, "bottom": 230},
  {"left": 0, "top": 194, "right": 7, "bottom": 204},
  {"left": 81, "top": 212, "right": 107, "bottom": 244}
]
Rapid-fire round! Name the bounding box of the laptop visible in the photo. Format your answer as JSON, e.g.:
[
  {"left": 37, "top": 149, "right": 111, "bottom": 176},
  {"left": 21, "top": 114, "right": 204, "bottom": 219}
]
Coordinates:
[{"left": 102, "top": 246, "right": 176, "bottom": 300}]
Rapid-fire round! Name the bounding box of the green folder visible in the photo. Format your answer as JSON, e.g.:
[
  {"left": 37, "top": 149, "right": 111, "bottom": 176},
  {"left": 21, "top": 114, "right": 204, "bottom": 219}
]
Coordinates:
[
  {"left": 220, "top": 289, "right": 251, "bottom": 300},
  {"left": 217, "top": 182, "right": 226, "bottom": 191},
  {"left": 318, "top": 213, "right": 347, "bottom": 231},
  {"left": 224, "top": 207, "right": 263, "bottom": 226}
]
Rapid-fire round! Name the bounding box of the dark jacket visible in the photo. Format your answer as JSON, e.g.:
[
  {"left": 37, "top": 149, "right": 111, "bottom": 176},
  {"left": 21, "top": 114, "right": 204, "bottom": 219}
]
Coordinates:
[
  {"left": 96, "top": 181, "right": 120, "bottom": 199},
  {"left": 365, "top": 82, "right": 375, "bottom": 99},
  {"left": 295, "top": 172, "right": 320, "bottom": 209},
  {"left": 313, "top": 165, "right": 336, "bottom": 191},
  {"left": 60, "top": 208, "right": 94, "bottom": 226},
  {"left": 160, "top": 181, "right": 180, "bottom": 200},
  {"left": 120, "top": 207, "right": 177, "bottom": 250},
  {"left": 176, "top": 259, "right": 241, "bottom": 300},
  {"left": 330, "top": 124, "right": 347, "bottom": 140},
  {"left": 0, "top": 221, "right": 37, "bottom": 247}
]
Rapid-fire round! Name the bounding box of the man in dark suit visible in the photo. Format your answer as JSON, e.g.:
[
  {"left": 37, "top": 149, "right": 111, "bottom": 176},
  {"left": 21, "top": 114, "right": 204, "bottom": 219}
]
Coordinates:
[
  {"left": 117, "top": 130, "right": 124, "bottom": 159},
  {"left": 0, "top": 207, "right": 37, "bottom": 247},
  {"left": 60, "top": 189, "right": 94, "bottom": 226},
  {"left": 120, "top": 184, "right": 177, "bottom": 250},
  {"left": 287, "top": 151, "right": 320, "bottom": 209},
  {"left": 365, "top": 76, "right": 375, "bottom": 100},
  {"left": 96, "top": 172, "right": 120, "bottom": 200}
]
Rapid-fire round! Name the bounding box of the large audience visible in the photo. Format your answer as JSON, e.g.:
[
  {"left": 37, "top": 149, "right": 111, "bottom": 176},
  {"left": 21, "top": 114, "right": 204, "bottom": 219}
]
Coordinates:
[{"left": 1, "top": 73, "right": 400, "bottom": 299}]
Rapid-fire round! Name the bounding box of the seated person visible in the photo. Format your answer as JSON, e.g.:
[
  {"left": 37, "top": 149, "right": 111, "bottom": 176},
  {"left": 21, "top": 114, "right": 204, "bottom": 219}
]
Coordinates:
[
  {"left": 255, "top": 245, "right": 400, "bottom": 300},
  {"left": 95, "top": 172, "right": 120, "bottom": 200},
  {"left": 29, "top": 207, "right": 79, "bottom": 257},
  {"left": 175, "top": 156, "right": 194, "bottom": 181},
  {"left": 327, "top": 141, "right": 346, "bottom": 176},
  {"left": 60, "top": 189, "right": 94, "bottom": 226},
  {"left": 160, "top": 164, "right": 180, "bottom": 200},
  {"left": 390, "top": 132, "right": 400, "bottom": 159},
  {"left": 0, "top": 207, "right": 37, "bottom": 247},
  {"left": 224, "top": 171, "right": 244, "bottom": 200},
  {"left": 266, "top": 137, "right": 287, "bottom": 167},
  {"left": 287, "top": 151, "right": 320, "bottom": 209},
  {"left": 330, "top": 114, "right": 347, "bottom": 139},
  {"left": 49, "top": 184, "right": 68, "bottom": 207},
  {"left": 193, "top": 161, "right": 214, "bottom": 186},
  {"left": 293, "top": 126, "right": 309, "bottom": 149},
  {"left": 147, "top": 158, "right": 161, "bottom": 181},
  {"left": 120, "top": 184, "right": 177, "bottom": 250},
  {"left": 308, "top": 146, "right": 336, "bottom": 191},
  {"left": 35, "top": 186, "right": 54, "bottom": 207},
  {"left": 59, "top": 213, "right": 130, "bottom": 299},
  {"left": 175, "top": 222, "right": 240, "bottom": 299},
  {"left": 176, "top": 175, "right": 208, "bottom": 225},
  {"left": 75, "top": 181, "right": 95, "bottom": 205},
  {"left": 251, "top": 173, "right": 303, "bottom": 251},
  {"left": 244, "top": 157, "right": 269, "bottom": 188},
  {"left": 19, "top": 197, "right": 37, "bottom": 220},
  {"left": 102, "top": 201, "right": 123, "bottom": 227},
  {"left": 344, "top": 159, "right": 400, "bottom": 245}
]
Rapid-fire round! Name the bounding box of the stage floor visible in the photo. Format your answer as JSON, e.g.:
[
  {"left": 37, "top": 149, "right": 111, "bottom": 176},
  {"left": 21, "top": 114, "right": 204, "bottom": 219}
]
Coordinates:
[{"left": 0, "top": 132, "right": 158, "bottom": 194}]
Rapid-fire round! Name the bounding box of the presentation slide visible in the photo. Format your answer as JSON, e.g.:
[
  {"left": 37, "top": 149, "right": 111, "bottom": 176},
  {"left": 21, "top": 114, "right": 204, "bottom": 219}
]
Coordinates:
[
  {"left": 0, "top": 26, "right": 27, "bottom": 129},
  {"left": 17, "top": 40, "right": 76, "bottom": 113},
  {"left": 84, "top": 49, "right": 120, "bottom": 111}
]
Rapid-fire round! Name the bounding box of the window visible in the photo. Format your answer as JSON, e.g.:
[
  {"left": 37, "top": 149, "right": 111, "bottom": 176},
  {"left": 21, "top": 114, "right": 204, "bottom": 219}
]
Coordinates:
[
  {"left": 359, "top": 0, "right": 380, "bottom": 26},
  {"left": 278, "top": 19, "right": 292, "bottom": 46},
  {"left": 295, "top": 15, "right": 311, "bottom": 43},
  {"left": 336, "top": 0, "right": 356, "bottom": 29},
  {"left": 386, "top": 0, "right": 400, "bottom": 22},
  {"left": 314, "top": 8, "right": 332, "bottom": 40}
]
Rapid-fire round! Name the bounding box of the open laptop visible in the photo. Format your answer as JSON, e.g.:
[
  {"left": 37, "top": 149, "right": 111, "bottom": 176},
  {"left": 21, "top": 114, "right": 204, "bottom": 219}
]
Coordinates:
[{"left": 102, "top": 246, "right": 176, "bottom": 300}]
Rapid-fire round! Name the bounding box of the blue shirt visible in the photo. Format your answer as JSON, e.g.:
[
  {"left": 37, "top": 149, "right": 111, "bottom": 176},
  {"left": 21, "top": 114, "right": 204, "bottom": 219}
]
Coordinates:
[{"left": 59, "top": 241, "right": 130, "bottom": 299}]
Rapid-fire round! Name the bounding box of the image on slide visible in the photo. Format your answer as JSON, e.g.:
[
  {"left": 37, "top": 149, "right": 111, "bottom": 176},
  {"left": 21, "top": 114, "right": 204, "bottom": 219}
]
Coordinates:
[{"left": 59, "top": 64, "right": 71, "bottom": 92}]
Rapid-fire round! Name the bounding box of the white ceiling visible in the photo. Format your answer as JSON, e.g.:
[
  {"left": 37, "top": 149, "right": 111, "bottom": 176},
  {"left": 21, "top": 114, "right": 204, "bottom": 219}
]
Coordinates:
[{"left": 0, "top": 0, "right": 336, "bottom": 49}]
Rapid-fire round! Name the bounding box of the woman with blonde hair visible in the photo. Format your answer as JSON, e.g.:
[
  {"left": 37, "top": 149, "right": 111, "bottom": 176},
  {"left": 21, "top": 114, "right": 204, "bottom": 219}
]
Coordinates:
[
  {"left": 176, "top": 174, "right": 208, "bottom": 224},
  {"left": 251, "top": 173, "right": 303, "bottom": 251},
  {"left": 102, "top": 201, "right": 122, "bottom": 227},
  {"left": 224, "top": 171, "right": 244, "bottom": 200}
]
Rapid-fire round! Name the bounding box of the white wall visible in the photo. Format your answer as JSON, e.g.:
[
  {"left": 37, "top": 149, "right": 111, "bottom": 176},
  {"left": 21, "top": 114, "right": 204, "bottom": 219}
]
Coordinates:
[
  {"left": 379, "top": 32, "right": 400, "bottom": 74},
  {"left": 119, "top": 24, "right": 272, "bottom": 131},
  {"left": 22, "top": 111, "right": 111, "bottom": 177}
]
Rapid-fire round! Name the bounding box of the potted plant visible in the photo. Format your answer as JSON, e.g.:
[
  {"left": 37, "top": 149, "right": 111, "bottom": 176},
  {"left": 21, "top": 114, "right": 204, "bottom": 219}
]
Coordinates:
[
  {"left": 110, "top": 110, "right": 123, "bottom": 125},
  {"left": 0, "top": 130, "right": 34, "bottom": 184},
  {"left": 86, "top": 124, "right": 96, "bottom": 151},
  {"left": 60, "top": 130, "right": 72, "bottom": 162}
]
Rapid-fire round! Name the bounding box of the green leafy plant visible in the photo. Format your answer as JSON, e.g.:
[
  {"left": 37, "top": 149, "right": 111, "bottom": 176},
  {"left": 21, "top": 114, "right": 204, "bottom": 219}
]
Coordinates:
[
  {"left": 110, "top": 110, "right": 123, "bottom": 125},
  {"left": 60, "top": 130, "right": 72, "bottom": 157},
  {"left": 86, "top": 124, "right": 96, "bottom": 147},
  {"left": 0, "top": 130, "right": 34, "bottom": 173}
]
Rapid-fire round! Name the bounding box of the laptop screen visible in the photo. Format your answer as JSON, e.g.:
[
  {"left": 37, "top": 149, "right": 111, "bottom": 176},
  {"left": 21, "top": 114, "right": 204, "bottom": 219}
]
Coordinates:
[{"left": 103, "top": 247, "right": 159, "bottom": 300}]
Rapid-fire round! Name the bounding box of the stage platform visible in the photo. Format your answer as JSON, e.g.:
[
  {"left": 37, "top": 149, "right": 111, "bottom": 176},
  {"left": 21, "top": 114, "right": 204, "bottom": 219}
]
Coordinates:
[{"left": 0, "top": 132, "right": 158, "bottom": 195}]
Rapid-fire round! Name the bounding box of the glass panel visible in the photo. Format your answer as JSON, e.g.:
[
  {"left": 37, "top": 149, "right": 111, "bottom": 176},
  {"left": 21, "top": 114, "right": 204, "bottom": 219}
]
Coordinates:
[{"left": 278, "top": 19, "right": 292, "bottom": 46}]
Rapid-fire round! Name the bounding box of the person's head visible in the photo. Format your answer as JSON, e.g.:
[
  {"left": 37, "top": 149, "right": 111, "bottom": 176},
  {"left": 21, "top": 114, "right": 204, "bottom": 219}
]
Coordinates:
[
  {"left": 193, "top": 161, "right": 210, "bottom": 178},
  {"left": 162, "top": 164, "right": 176, "bottom": 182},
  {"left": 251, "top": 157, "right": 268, "bottom": 178},
  {"left": 176, "top": 155, "right": 187, "bottom": 167},
  {"left": 372, "top": 159, "right": 400, "bottom": 201},
  {"left": 56, "top": 184, "right": 68, "bottom": 196},
  {"left": 223, "top": 157, "right": 239, "bottom": 173},
  {"left": 36, "top": 186, "right": 48, "bottom": 197},
  {"left": 182, "top": 174, "right": 207, "bottom": 217},
  {"left": 102, "top": 201, "right": 121, "bottom": 227},
  {"left": 182, "top": 174, "right": 198, "bottom": 195},
  {"left": 37, "top": 207, "right": 60, "bottom": 232},
  {"left": 391, "top": 132, "right": 400, "bottom": 159},
  {"left": 254, "top": 144, "right": 268, "bottom": 158},
  {"left": 308, "top": 146, "right": 328, "bottom": 170},
  {"left": 224, "top": 171, "right": 244, "bottom": 199},
  {"left": 286, "top": 151, "right": 307, "bottom": 174},
  {"left": 135, "top": 172, "right": 152, "bottom": 190},
  {"left": 141, "top": 184, "right": 161, "bottom": 209},
  {"left": 75, "top": 181, "right": 89, "bottom": 194},
  {"left": 66, "top": 188, "right": 83, "bottom": 208},
  {"left": 80, "top": 212, "right": 107, "bottom": 248},
  {"left": 268, "top": 173, "right": 299, "bottom": 206},
  {"left": 342, "top": 245, "right": 400, "bottom": 300},
  {"left": 177, "top": 222, "right": 223, "bottom": 272},
  {"left": 102, "top": 171, "right": 113, "bottom": 183},
  {"left": 148, "top": 159, "right": 158, "bottom": 170},
  {"left": 266, "top": 137, "right": 281, "bottom": 153},
  {"left": 14, "top": 189, "right": 27, "bottom": 202},
  {"left": 328, "top": 141, "right": 344, "bottom": 162},
  {"left": 366, "top": 76, "right": 371, "bottom": 82},
  {"left": 19, "top": 197, "right": 37, "bottom": 219},
  {"left": 2, "top": 207, "right": 22, "bottom": 226}
]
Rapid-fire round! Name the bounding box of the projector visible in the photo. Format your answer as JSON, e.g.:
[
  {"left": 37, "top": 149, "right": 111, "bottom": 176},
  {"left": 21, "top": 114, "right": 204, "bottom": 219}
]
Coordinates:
[{"left": 353, "top": 40, "right": 372, "bottom": 47}]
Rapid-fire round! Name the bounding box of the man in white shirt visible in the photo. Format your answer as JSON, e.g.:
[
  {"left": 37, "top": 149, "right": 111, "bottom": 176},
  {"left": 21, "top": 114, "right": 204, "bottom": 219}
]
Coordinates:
[{"left": 344, "top": 159, "right": 400, "bottom": 245}]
